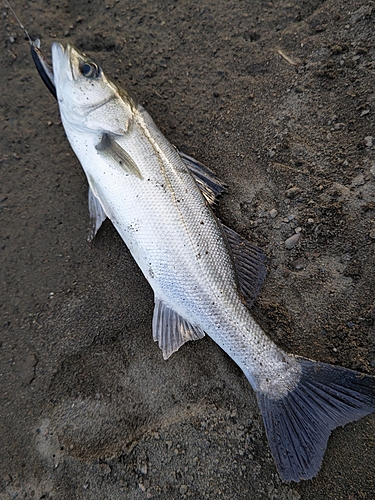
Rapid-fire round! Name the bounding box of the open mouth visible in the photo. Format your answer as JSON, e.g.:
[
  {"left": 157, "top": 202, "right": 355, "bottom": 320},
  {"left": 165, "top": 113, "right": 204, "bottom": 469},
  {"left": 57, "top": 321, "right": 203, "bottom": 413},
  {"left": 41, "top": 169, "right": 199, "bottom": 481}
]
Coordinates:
[{"left": 30, "top": 40, "right": 57, "bottom": 99}]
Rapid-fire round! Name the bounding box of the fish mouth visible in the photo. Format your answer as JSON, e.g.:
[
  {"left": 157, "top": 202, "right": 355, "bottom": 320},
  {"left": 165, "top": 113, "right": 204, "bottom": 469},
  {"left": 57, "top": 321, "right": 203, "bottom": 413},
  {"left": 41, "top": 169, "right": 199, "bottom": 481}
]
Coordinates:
[{"left": 31, "top": 42, "right": 81, "bottom": 100}]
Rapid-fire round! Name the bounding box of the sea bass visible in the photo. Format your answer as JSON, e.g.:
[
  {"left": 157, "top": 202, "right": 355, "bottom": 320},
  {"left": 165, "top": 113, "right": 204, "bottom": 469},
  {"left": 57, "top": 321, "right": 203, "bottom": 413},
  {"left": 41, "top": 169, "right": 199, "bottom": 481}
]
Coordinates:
[{"left": 32, "top": 42, "right": 375, "bottom": 482}]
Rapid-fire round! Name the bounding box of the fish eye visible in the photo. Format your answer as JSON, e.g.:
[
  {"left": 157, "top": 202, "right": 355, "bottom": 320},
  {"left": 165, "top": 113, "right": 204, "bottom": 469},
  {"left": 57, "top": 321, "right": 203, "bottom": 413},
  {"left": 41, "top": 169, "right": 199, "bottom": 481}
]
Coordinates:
[{"left": 80, "top": 62, "right": 101, "bottom": 78}]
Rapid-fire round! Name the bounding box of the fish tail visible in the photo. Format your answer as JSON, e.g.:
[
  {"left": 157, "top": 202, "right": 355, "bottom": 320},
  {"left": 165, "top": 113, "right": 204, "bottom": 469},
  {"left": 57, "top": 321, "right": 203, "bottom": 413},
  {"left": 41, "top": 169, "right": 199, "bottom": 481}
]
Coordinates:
[{"left": 256, "top": 356, "right": 375, "bottom": 482}]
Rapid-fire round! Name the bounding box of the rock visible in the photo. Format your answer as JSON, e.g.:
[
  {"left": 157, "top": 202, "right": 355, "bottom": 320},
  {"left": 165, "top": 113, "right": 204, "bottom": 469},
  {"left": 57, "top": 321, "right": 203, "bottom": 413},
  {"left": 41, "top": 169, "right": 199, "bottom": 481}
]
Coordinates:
[
  {"left": 285, "top": 233, "right": 301, "bottom": 249},
  {"left": 364, "top": 136, "right": 373, "bottom": 147},
  {"left": 284, "top": 233, "right": 301, "bottom": 250},
  {"left": 285, "top": 186, "right": 301, "bottom": 198},
  {"left": 269, "top": 208, "right": 278, "bottom": 218},
  {"left": 180, "top": 485, "right": 188, "bottom": 494},
  {"left": 351, "top": 174, "right": 365, "bottom": 188},
  {"left": 140, "top": 464, "right": 148, "bottom": 475},
  {"left": 291, "top": 258, "right": 306, "bottom": 270}
]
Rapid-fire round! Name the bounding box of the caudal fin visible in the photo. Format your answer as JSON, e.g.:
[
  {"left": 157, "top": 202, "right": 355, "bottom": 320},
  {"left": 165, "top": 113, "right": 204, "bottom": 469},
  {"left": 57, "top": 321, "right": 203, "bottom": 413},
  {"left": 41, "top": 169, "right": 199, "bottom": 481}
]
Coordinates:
[{"left": 256, "top": 357, "right": 375, "bottom": 482}]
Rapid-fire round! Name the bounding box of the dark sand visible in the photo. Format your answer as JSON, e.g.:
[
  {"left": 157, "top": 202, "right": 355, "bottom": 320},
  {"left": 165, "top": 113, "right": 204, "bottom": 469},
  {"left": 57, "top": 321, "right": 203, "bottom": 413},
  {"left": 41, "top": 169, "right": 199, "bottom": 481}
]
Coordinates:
[{"left": 1, "top": 0, "right": 375, "bottom": 498}]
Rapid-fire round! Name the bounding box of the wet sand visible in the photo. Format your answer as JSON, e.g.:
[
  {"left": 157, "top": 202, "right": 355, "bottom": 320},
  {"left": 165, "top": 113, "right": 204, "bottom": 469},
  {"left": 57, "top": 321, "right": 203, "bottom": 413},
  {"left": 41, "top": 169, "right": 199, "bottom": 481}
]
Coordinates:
[{"left": 1, "top": 0, "right": 375, "bottom": 498}]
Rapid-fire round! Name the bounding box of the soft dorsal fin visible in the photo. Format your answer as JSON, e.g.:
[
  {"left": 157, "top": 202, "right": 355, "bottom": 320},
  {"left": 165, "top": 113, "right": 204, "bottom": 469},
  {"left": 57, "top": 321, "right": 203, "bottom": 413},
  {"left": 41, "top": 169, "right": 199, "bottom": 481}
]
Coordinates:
[
  {"left": 179, "top": 151, "right": 226, "bottom": 205},
  {"left": 153, "top": 299, "right": 205, "bottom": 359},
  {"left": 223, "top": 224, "right": 267, "bottom": 308}
]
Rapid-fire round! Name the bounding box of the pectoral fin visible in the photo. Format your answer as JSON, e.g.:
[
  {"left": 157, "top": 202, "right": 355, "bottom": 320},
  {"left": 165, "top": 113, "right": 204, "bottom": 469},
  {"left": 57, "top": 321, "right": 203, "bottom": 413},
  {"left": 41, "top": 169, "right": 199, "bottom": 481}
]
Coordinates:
[
  {"left": 153, "top": 298, "right": 205, "bottom": 359},
  {"left": 96, "top": 133, "right": 143, "bottom": 179},
  {"left": 87, "top": 186, "right": 107, "bottom": 241}
]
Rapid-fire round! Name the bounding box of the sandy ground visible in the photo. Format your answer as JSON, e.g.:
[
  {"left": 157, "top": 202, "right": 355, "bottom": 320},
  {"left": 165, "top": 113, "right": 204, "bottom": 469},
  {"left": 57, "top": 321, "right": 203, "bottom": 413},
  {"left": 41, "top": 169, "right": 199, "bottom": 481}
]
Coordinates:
[{"left": 1, "top": 0, "right": 375, "bottom": 498}]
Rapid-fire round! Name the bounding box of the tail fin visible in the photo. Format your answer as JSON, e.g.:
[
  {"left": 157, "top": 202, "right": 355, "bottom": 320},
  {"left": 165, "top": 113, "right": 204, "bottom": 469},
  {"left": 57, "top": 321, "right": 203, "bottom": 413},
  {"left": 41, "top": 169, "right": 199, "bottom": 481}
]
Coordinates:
[{"left": 256, "top": 357, "right": 375, "bottom": 482}]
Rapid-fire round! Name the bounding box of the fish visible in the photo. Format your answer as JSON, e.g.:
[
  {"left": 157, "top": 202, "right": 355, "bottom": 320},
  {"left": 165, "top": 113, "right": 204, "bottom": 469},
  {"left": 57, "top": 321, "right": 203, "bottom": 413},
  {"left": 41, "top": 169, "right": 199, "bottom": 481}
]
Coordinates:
[{"left": 30, "top": 41, "right": 375, "bottom": 482}]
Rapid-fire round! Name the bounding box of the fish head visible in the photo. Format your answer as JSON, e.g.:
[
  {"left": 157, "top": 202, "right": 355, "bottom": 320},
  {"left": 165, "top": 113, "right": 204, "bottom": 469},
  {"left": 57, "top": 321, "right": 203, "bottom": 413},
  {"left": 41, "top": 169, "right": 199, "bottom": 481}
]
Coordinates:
[{"left": 51, "top": 42, "right": 134, "bottom": 135}]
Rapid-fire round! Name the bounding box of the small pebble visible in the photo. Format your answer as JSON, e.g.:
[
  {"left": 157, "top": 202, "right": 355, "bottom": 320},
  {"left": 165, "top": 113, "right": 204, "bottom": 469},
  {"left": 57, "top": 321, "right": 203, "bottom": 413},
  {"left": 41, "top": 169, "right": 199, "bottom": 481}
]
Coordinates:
[
  {"left": 295, "top": 227, "right": 302, "bottom": 233},
  {"left": 285, "top": 186, "right": 301, "bottom": 198},
  {"left": 269, "top": 208, "right": 278, "bottom": 218},
  {"left": 140, "top": 464, "right": 148, "bottom": 475},
  {"left": 285, "top": 233, "right": 301, "bottom": 249},
  {"left": 291, "top": 258, "right": 306, "bottom": 270},
  {"left": 282, "top": 215, "right": 295, "bottom": 223},
  {"left": 351, "top": 174, "right": 365, "bottom": 187},
  {"left": 369, "top": 229, "right": 375, "bottom": 239},
  {"left": 364, "top": 136, "right": 373, "bottom": 147},
  {"left": 180, "top": 485, "right": 188, "bottom": 494},
  {"left": 370, "top": 164, "right": 375, "bottom": 177}
]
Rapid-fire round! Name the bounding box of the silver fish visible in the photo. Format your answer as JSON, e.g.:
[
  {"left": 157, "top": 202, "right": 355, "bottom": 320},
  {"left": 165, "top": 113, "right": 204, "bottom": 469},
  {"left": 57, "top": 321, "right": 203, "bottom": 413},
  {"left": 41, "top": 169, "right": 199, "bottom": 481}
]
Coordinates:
[{"left": 32, "top": 42, "right": 375, "bottom": 482}]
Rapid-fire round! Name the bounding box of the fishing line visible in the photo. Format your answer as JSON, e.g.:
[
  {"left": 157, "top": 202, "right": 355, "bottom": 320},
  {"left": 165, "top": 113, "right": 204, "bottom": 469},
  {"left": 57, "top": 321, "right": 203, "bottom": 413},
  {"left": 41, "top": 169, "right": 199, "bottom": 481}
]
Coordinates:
[{"left": 5, "top": 0, "right": 33, "bottom": 45}]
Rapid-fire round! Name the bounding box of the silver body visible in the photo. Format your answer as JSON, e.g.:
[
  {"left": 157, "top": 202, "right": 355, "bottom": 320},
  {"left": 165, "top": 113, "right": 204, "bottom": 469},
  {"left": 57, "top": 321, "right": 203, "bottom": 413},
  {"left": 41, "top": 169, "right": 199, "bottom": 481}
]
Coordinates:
[{"left": 52, "top": 43, "right": 301, "bottom": 398}]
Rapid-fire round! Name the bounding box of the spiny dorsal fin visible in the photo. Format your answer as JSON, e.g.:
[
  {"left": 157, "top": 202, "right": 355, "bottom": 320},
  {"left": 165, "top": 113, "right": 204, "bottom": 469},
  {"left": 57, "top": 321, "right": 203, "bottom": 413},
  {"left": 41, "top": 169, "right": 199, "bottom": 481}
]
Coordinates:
[
  {"left": 153, "top": 299, "right": 205, "bottom": 359},
  {"left": 223, "top": 224, "right": 267, "bottom": 308},
  {"left": 179, "top": 151, "right": 226, "bottom": 206}
]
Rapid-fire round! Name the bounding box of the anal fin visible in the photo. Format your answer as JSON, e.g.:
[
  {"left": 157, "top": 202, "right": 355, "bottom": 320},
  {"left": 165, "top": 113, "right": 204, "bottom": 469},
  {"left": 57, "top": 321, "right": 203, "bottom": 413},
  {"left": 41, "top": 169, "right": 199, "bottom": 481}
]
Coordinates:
[
  {"left": 153, "top": 298, "right": 205, "bottom": 359},
  {"left": 223, "top": 224, "right": 267, "bottom": 308}
]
